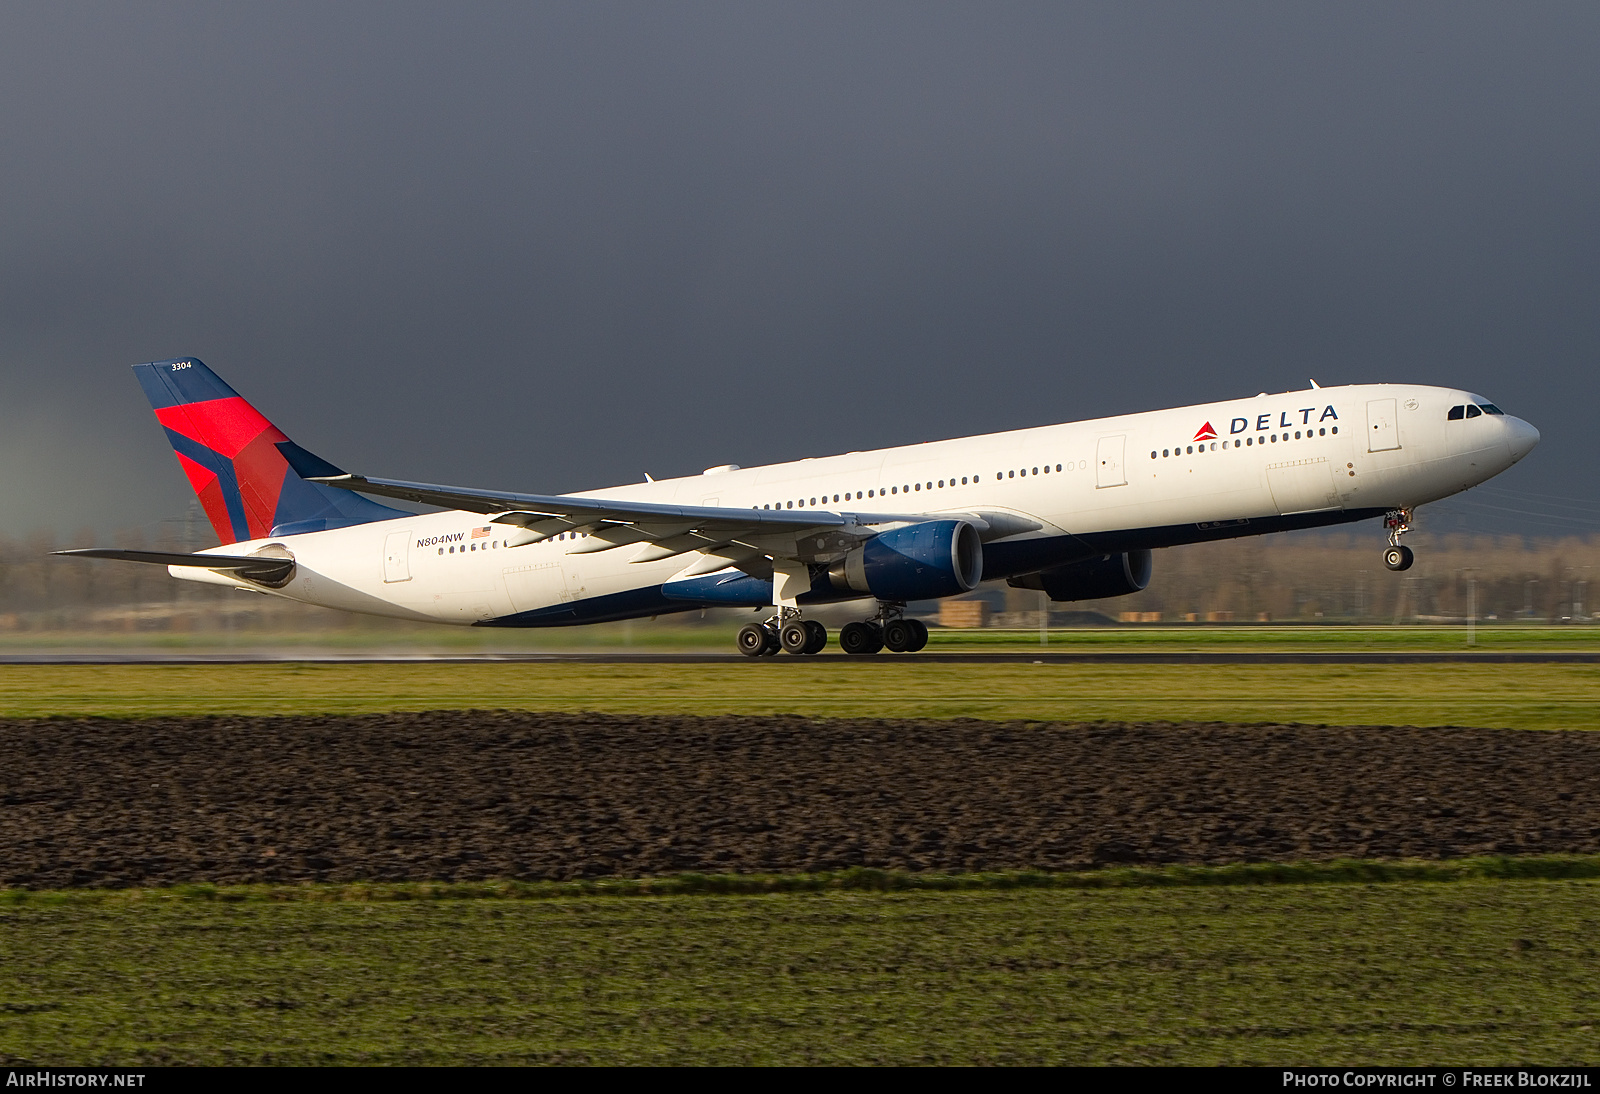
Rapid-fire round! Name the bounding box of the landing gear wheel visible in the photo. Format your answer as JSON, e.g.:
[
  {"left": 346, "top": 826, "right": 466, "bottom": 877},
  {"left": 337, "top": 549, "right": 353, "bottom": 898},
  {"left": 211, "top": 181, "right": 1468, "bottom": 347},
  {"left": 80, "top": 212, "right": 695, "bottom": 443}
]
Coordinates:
[
  {"left": 883, "top": 618, "right": 915, "bottom": 653},
  {"left": 737, "top": 623, "right": 773, "bottom": 657},
  {"left": 905, "top": 618, "right": 929, "bottom": 653},
  {"left": 839, "top": 620, "right": 882, "bottom": 655},
  {"left": 803, "top": 619, "right": 828, "bottom": 654},
  {"left": 780, "top": 619, "right": 812, "bottom": 655},
  {"left": 1383, "top": 545, "right": 1414, "bottom": 572}
]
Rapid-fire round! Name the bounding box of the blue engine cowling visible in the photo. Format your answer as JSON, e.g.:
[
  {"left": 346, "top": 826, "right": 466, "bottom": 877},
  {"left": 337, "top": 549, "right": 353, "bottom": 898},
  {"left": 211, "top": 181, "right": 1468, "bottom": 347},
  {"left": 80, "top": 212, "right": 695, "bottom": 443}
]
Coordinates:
[
  {"left": 827, "top": 520, "right": 984, "bottom": 601},
  {"left": 1007, "top": 549, "right": 1153, "bottom": 602}
]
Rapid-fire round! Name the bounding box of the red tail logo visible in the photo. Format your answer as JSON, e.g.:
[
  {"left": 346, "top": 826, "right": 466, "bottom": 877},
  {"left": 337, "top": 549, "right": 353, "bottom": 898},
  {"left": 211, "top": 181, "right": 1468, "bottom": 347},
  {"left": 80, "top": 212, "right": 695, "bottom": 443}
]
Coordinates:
[{"left": 1193, "top": 421, "right": 1218, "bottom": 442}]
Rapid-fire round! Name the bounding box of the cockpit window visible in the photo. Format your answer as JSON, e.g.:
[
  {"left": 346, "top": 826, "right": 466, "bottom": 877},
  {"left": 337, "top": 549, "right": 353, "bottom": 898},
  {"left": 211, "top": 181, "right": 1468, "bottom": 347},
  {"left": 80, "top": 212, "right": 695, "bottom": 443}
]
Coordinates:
[
  {"left": 1465, "top": 404, "right": 1482, "bottom": 419},
  {"left": 1447, "top": 405, "right": 1465, "bottom": 420},
  {"left": 1478, "top": 403, "right": 1504, "bottom": 415}
]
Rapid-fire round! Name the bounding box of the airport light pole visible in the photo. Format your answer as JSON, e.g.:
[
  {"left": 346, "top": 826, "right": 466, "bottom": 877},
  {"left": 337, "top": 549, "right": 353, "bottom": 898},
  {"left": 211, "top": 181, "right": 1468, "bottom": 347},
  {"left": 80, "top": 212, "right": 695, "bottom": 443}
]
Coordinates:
[{"left": 1466, "top": 569, "right": 1476, "bottom": 647}]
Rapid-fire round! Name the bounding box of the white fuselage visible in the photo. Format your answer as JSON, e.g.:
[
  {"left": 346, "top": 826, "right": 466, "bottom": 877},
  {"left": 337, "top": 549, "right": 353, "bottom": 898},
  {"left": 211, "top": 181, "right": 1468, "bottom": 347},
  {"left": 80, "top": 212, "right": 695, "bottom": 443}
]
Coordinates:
[{"left": 175, "top": 383, "right": 1538, "bottom": 626}]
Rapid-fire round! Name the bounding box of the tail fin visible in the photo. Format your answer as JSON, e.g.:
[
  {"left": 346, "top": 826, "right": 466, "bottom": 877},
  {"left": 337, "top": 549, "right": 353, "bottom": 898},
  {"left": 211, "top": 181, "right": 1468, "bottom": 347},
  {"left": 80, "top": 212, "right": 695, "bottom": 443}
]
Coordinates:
[{"left": 133, "top": 358, "right": 406, "bottom": 544}]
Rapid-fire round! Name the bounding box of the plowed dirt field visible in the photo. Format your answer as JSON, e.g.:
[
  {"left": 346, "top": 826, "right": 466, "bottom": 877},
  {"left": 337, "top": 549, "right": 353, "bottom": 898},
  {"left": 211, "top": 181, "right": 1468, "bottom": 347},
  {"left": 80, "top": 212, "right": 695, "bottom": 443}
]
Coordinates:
[{"left": 3, "top": 712, "right": 1597, "bottom": 888}]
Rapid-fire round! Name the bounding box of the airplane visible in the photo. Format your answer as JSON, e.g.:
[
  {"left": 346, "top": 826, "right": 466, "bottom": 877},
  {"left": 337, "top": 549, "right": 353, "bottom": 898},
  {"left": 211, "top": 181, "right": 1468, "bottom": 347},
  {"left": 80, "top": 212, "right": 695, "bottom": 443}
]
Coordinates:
[{"left": 59, "top": 359, "right": 1539, "bottom": 656}]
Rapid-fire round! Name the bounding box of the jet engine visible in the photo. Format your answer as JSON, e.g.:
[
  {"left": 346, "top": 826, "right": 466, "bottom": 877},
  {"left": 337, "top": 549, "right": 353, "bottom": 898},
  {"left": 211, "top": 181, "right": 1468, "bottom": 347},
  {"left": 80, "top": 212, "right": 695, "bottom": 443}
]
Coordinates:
[
  {"left": 1008, "top": 549, "right": 1152, "bottom": 602},
  {"left": 828, "top": 520, "right": 984, "bottom": 601}
]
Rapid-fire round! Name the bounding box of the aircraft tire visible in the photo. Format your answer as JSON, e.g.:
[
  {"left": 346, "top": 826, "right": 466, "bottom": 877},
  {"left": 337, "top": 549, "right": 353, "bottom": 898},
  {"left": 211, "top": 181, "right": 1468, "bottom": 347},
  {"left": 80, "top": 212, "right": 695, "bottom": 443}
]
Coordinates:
[
  {"left": 803, "top": 619, "right": 828, "bottom": 654},
  {"left": 1383, "top": 545, "right": 1414, "bottom": 572},
  {"left": 780, "top": 620, "right": 812, "bottom": 655},
  {"left": 736, "top": 623, "right": 770, "bottom": 657},
  {"left": 883, "top": 618, "right": 915, "bottom": 653},
  {"left": 905, "top": 618, "right": 929, "bottom": 652},
  {"left": 838, "top": 621, "right": 881, "bottom": 655}
]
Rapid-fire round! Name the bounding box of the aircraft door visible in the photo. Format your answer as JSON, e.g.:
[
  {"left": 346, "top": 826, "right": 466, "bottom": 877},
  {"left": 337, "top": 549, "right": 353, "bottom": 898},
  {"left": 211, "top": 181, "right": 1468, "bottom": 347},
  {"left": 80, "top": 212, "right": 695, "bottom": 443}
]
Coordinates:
[
  {"left": 1367, "top": 399, "right": 1401, "bottom": 452},
  {"left": 382, "top": 530, "right": 411, "bottom": 583},
  {"left": 1095, "top": 435, "right": 1127, "bottom": 488}
]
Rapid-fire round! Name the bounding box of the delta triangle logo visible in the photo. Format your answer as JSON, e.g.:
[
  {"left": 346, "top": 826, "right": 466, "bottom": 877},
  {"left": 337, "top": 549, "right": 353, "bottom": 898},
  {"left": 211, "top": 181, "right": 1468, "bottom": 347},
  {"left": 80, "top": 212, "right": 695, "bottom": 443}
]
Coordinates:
[{"left": 1193, "top": 421, "right": 1218, "bottom": 442}]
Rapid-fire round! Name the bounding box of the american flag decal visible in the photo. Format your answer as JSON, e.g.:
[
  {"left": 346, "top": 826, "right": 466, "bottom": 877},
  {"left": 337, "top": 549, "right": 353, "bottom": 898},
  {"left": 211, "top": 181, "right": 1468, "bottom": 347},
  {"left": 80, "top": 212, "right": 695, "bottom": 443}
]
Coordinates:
[{"left": 472, "top": 526, "right": 491, "bottom": 538}]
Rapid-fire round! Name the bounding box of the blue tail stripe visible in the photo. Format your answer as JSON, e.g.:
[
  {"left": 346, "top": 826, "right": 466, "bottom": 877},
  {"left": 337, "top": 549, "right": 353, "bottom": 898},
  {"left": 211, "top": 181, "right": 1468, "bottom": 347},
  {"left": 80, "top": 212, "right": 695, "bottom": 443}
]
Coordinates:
[{"left": 163, "top": 427, "right": 252, "bottom": 543}]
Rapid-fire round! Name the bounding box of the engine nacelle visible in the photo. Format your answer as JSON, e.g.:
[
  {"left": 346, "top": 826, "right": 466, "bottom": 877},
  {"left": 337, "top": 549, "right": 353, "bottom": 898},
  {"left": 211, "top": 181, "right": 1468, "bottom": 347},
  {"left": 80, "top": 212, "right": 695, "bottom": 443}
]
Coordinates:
[
  {"left": 1008, "top": 549, "right": 1152, "bottom": 602},
  {"left": 828, "top": 520, "right": 984, "bottom": 602}
]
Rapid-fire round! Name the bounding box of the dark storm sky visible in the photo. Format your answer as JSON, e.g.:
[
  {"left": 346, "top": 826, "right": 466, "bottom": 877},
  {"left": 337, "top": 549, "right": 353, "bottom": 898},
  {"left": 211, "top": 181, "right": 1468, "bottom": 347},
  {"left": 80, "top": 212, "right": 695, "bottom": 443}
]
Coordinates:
[{"left": 2, "top": 2, "right": 1596, "bottom": 541}]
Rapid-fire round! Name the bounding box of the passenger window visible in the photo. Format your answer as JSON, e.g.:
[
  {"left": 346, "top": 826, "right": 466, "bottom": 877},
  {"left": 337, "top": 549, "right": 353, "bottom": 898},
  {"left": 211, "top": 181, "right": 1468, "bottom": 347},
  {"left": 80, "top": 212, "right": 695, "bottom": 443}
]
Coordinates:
[
  {"left": 1448, "top": 405, "right": 1465, "bottom": 420},
  {"left": 1466, "top": 405, "right": 1482, "bottom": 418}
]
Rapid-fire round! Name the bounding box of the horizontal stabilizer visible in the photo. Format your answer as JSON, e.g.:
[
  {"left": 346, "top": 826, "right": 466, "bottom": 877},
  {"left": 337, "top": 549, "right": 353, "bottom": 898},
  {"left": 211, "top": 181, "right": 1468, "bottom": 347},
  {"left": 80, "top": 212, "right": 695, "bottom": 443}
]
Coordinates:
[{"left": 54, "top": 548, "right": 295, "bottom": 584}]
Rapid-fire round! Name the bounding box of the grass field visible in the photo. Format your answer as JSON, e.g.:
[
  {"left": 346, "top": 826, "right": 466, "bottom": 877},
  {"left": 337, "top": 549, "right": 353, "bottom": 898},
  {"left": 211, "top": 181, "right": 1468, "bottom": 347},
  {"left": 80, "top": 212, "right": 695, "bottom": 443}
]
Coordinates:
[
  {"left": 4, "top": 648, "right": 1597, "bottom": 1064},
  {"left": 1, "top": 659, "right": 1596, "bottom": 730},
  {"left": 3, "top": 877, "right": 1599, "bottom": 1065}
]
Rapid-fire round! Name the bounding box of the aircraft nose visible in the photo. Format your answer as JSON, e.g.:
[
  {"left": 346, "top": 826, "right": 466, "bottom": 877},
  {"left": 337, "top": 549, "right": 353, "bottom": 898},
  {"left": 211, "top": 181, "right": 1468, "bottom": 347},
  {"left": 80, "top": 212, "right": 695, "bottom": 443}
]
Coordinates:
[{"left": 1505, "top": 416, "right": 1540, "bottom": 462}]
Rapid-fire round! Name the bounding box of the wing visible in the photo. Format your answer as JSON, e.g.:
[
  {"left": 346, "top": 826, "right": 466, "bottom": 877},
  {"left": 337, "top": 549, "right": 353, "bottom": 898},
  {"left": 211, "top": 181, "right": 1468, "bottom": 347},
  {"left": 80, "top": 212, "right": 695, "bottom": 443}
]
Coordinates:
[{"left": 306, "top": 471, "right": 932, "bottom": 576}]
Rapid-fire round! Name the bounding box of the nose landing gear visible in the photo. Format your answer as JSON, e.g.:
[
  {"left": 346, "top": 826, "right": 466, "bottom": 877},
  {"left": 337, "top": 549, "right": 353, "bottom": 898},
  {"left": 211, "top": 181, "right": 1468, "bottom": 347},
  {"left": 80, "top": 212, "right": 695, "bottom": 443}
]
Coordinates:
[{"left": 1383, "top": 508, "right": 1415, "bottom": 572}]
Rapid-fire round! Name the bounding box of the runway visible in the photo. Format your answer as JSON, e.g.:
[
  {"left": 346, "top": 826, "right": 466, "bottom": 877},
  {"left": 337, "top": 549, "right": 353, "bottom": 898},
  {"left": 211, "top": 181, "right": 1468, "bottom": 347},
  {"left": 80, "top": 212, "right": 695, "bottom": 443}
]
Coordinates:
[{"left": 1, "top": 650, "right": 1596, "bottom": 664}]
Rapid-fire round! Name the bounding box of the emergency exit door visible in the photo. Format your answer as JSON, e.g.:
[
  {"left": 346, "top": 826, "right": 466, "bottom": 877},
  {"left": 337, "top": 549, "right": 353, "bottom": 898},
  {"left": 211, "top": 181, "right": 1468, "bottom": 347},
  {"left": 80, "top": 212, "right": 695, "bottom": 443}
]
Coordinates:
[
  {"left": 1096, "top": 435, "right": 1127, "bottom": 488},
  {"left": 382, "top": 530, "right": 412, "bottom": 583}
]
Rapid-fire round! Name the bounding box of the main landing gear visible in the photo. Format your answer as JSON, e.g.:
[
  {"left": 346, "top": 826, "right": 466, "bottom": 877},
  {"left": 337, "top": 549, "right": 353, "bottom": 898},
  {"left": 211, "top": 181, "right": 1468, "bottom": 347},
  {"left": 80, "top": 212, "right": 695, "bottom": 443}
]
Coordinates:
[
  {"left": 733, "top": 602, "right": 930, "bottom": 656},
  {"left": 736, "top": 608, "right": 827, "bottom": 657},
  {"left": 1383, "top": 507, "right": 1415, "bottom": 572},
  {"left": 838, "top": 602, "right": 928, "bottom": 656}
]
